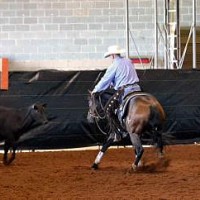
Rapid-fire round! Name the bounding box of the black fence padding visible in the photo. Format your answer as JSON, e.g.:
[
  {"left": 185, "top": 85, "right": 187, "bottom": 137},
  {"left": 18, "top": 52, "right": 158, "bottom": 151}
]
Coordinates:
[{"left": 0, "top": 69, "right": 200, "bottom": 150}]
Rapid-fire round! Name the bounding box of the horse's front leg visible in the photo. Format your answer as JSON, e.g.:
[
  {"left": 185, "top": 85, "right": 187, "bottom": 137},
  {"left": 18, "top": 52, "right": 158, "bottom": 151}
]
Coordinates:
[
  {"left": 91, "top": 136, "right": 114, "bottom": 170},
  {"left": 129, "top": 133, "right": 144, "bottom": 171}
]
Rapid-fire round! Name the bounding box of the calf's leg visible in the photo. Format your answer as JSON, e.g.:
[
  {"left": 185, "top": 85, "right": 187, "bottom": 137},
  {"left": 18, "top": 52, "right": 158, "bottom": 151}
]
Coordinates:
[
  {"left": 3, "top": 141, "right": 10, "bottom": 165},
  {"left": 3, "top": 141, "right": 17, "bottom": 165}
]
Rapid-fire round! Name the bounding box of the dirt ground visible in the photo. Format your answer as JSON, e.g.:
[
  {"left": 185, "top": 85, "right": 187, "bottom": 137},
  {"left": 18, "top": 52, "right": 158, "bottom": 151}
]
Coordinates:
[{"left": 0, "top": 144, "right": 199, "bottom": 200}]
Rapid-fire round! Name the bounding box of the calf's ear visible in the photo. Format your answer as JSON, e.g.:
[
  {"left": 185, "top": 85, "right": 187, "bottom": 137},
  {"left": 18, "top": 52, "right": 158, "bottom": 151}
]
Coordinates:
[
  {"left": 31, "top": 104, "right": 36, "bottom": 109},
  {"left": 42, "top": 103, "right": 47, "bottom": 108},
  {"left": 32, "top": 104, "right": 38, "bottom": 110}
]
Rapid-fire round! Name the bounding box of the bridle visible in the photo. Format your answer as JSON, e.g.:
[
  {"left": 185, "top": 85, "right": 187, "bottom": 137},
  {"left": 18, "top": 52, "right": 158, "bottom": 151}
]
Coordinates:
[
  {"left": 88, "top": 93, "right": 106, "bottom": 120},
  {"left": 88, "top": 93, "right": 112, "bottom": 135}
]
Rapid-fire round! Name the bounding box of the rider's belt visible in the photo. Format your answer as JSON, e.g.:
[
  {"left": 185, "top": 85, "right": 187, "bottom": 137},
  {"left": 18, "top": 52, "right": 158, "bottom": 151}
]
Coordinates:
[{"left": 119, "top": 83, "right": 139, "bottom": 90}]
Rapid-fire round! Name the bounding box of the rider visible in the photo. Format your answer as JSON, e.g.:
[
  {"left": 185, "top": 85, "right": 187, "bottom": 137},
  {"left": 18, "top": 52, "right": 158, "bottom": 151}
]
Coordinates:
[{"left": 91, "top": 45, "right": 142, "bottom": 139}]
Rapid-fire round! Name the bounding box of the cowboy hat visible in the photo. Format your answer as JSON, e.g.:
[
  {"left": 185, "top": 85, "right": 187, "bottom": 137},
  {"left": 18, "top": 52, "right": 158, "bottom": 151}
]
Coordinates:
[{"left": 104, "top": 45, "right": 125, "bottom": 58}]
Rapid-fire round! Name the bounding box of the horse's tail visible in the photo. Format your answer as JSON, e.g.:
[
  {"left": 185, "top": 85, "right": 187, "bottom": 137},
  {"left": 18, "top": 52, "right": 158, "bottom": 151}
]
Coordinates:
[
  {"left": 147, "top": 106, "right": 165, "bottom": 153},
  {"left": 149, "top": 106, "right": 164, "bottom": 130}
]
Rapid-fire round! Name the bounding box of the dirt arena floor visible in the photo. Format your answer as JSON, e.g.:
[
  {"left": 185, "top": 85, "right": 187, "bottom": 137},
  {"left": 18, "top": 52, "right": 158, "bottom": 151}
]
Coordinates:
[{"left": 0, "top": 144, "right": 199, "bottom": 200}]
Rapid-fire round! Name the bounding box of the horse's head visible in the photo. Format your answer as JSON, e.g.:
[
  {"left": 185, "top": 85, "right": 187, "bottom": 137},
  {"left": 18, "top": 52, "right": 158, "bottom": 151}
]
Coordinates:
[{"left": 87, "top": 90, "right": 97, "bottom": 123}]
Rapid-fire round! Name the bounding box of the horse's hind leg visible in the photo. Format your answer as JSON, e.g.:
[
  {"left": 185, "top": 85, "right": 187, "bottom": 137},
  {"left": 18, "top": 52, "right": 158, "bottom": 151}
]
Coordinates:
[
  {"left": 152, "top": 130, "right": 164, "bottom": 158},
  {"left": 91, "top": 137, "right": 114, "bottom": 170},
  {"left": 129, "top": 133, "right": 144, "bottom": 170}
]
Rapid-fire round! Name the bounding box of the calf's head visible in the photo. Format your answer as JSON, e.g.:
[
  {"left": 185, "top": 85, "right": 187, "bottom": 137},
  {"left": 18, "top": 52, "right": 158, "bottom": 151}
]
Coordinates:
[{"left": 30, "top": 103, "right": 48, "bottom": 125}]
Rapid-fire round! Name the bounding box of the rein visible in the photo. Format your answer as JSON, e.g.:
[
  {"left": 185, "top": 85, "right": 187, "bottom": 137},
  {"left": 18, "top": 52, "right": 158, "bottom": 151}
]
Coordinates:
[
  {"left": 90, "top": 93, "right": 106, "bottom": 119},
  {"left": 89, "top": 93, "right": 112, "bottom": 135}
]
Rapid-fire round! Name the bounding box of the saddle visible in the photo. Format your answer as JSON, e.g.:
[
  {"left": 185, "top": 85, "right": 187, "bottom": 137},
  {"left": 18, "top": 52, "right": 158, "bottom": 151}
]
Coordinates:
[
  {"left": 107, "top": 91, "right": 153, "bottom": 133},
  {"left": 118, "top": 92, "right": 152, "bottom": 123},
  {"left": 94, "top": 90, "right": 151, "bottom": 138}
]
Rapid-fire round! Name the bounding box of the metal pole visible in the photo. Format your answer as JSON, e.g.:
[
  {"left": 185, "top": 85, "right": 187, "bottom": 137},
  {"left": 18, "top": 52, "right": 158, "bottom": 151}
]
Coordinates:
[
  {"left": 193, "top": 0, "right": 196, "bottom": 69},
  {"left": 154, "top": 0, "right": 158, "bottom": 68},
  {"left": 125, "top": 0, "right": 129, "bottom": 58},
  {"left": 164, "top": 0, "right": 167, "bottom": 69},
  {"left": 176, "top": 0, "right": 181, "bottom": 67}
]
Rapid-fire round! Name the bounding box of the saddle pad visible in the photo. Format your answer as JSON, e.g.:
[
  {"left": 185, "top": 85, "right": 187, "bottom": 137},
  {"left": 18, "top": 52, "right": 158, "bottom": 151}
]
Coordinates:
[{"left": 118, "top": 92, "right": 152, "bottom": 123}]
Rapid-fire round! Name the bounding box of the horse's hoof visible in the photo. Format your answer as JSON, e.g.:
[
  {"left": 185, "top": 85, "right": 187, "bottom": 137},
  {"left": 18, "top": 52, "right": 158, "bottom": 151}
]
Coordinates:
[
  {"left": 131, "top": 164, "right": 138, "bottom": 171},
  {"left": 3, "top": 161, "right": 9, "bottom": 166},
  {"left": 91, "top": 163, "right": 98, "bottom": 170},
  {"left": 158, "top": 152, "right": 164, "bottom": 159},
  {"left": 138, "top": 160, "right": 143, "bottom": 167}
]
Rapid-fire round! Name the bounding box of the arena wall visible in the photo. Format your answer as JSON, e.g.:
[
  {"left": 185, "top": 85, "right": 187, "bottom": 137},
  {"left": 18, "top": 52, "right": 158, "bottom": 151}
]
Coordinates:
[
  {"left": 0, "top": 0, "right": 199, "bottom": 71},
  {"left": 0, "top": 69, "right": 200, "bottom": 150}
]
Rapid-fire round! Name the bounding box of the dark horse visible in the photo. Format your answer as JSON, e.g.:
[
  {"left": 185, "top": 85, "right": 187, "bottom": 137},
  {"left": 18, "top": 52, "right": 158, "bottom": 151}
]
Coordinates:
[{"left": 87, "top": 91, "right": 166, "bottom": 171}]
